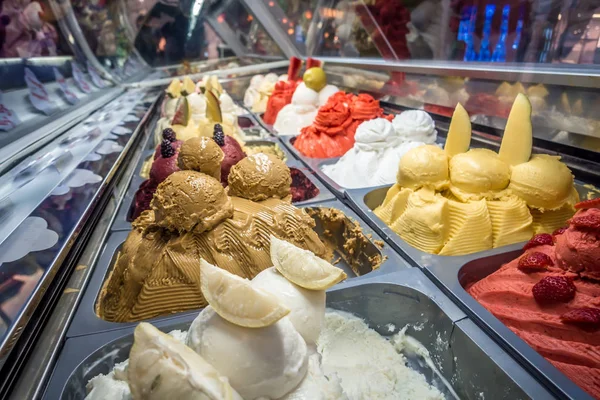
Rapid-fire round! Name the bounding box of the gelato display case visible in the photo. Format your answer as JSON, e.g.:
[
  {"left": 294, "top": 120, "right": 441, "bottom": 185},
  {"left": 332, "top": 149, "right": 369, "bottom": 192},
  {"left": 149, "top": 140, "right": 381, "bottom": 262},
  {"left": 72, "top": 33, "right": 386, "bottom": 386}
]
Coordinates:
[{"left": 0, "top": 0, "right": 599, "bottom": 399}]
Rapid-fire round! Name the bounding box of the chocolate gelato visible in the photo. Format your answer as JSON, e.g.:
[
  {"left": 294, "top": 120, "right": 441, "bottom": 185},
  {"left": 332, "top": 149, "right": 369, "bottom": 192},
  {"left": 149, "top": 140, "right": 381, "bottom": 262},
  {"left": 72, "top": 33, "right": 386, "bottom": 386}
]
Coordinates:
[
  {"left": 177, "top": 137, "right": 223, "bottom": 181},
  {"left": 228, "top": 153, "right": 292, "bottom": 202},
  {"left": 98, "top": 157, "right": 328, "bottom": 322},
  {"left": 152, "top": 171, "right": 233, "bottom": 234}
]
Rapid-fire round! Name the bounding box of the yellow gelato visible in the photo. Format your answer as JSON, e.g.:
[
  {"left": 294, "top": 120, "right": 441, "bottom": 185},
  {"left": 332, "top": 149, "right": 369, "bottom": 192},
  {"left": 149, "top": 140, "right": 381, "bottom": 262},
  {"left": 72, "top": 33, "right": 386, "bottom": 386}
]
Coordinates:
[
  {"left": 449, "top": 149, "right": 510, "bottom": 201},
  {"left": 397, "top": 145, "right": 449, "bottom": 190},
  {"left": 508, "top": 154, "right": 575, "bottom": 210},
  {"left": 374, "top": 99, "right": 578, "bottom": 256}
]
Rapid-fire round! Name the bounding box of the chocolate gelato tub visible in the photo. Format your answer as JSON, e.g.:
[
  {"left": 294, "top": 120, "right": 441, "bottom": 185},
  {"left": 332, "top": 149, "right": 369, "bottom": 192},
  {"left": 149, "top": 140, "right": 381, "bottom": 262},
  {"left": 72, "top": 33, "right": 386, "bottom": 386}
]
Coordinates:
[
  {"left": 69, "top": 200, "right": 407, "bottom": 337},
  {"left": 45, "top": 269, "right": 553, "bottom": 400}
]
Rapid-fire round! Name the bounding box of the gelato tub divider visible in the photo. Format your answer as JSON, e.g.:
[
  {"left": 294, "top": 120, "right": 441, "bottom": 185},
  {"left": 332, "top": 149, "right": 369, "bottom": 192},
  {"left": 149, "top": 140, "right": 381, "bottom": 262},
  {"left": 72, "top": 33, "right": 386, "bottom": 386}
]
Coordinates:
[
  {"left": 306, "top": 157, "right": 347, "bottom": 200},
  {"left": 111, "top": 149, "right": 155, "bottom": 231},
  {"left": 45, "top": 269, "right": 554, "bottom": 400},
  {"left": 286, "top": 159, "right": 336, "bottom": 205},
  {"left": 424, "top": 250, "right": 595, "bottom": 400},
  {"left": 66, "top": 230, "right": 200, "bottom": 338}
]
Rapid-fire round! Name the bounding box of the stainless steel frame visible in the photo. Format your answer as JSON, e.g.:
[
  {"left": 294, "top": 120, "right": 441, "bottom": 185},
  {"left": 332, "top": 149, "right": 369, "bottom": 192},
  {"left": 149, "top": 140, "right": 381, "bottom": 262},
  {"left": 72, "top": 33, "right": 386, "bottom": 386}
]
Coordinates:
[{"left": 316, "top": 57, "right": 600, "bottom": 89}]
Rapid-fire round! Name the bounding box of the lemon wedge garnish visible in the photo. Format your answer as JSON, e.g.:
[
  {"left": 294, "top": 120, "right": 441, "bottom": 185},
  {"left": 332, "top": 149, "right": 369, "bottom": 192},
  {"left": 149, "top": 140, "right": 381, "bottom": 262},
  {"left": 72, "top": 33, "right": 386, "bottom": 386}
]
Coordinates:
[
  {"left": 270, "top": 236, "right": 347, "bottom": 290},
  {"left": 200, "top": 259, "right": 290, "bottom": 328}
]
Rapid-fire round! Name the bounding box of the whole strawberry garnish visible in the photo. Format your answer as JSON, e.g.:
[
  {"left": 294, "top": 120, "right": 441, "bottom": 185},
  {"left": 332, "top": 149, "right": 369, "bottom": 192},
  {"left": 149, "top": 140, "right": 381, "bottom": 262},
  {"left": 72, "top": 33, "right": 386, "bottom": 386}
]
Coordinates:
[
  {"left": 518, "top": 252, "right": 554, "bottom": 272},
  {"left": 575, "top": 198, "right": 600, "bottom": 210},
  {"left": 552, "top": 227, "right": 567, "bottom": 237},
  {"left": 162, "top": 128, "right": 176, "bottom": 142},
  {"left": 532, "top": 276, "right": 576, "bottom": 304},
  {"left": 569, "top": 212, "right": 600, "bottom": 230},
  {"left": 213, "top": 124, "right": 225, "bottom": 146},
  {"left": 561, "top": 307, "right": 600, "bottom": 331},
  {"left": 160, "top": 139, "right": 175, "bottom": 158},
  {"left": 523, "top": 233, "right": 554, "bottom": 251}
]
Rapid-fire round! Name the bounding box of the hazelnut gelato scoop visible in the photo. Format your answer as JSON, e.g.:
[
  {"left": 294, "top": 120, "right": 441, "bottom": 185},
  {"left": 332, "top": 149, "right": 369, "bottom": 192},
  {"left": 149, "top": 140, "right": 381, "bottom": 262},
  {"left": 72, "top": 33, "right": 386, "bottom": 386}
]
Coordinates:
[
  {"left": 178, "top": 137, "right": 224, "bottom": 180},
  {"left": 152, "top": 171, "right": 233, "bottom": 234},
  {"left": 228, "top": 153, "right": 292, "bottom": 201}
]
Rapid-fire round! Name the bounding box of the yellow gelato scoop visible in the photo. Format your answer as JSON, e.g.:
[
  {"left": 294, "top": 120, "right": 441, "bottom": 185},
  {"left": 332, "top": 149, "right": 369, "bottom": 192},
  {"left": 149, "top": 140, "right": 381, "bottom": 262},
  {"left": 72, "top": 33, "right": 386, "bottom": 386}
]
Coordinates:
[
  {"left": 397, "top": 145, "right": 449, "bottom": 190},
  {"left": 449, "top": 149, "right": 510, "bottom": 199},
  {"left": 508, "top": 154, "right": 575, "bottom": 210}
]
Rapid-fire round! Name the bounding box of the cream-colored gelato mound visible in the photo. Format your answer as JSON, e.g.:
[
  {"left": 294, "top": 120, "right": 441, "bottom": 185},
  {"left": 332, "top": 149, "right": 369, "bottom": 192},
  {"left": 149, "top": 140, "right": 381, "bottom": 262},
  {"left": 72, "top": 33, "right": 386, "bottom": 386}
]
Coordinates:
[
  {"left": 508, "top": 154, "right": 575, "bottom": 210},
  {"left": 152, "top": 171, "right": 233, "bottom": 233},
  {"left": 187, "top": 307, "right": 308, "bottom": 400},
  {"left": 449, "top": 148, "right": 510, "bottom": 200},
  {"left": 177, "top": 137, "right": 224, "bottom": 180},
  {"left": 397, "top": 145, "right": 449, "bottom": 190},
  {"left": 227, "top": 153, "right": 291, "bottom": 201}
]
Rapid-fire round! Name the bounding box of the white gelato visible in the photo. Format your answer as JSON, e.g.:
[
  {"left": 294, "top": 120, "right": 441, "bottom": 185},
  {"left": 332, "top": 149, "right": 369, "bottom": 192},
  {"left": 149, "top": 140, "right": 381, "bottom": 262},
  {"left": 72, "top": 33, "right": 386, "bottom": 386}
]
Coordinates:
[
  {"left": 318, "top": 84, "right": 340, "bottom": 106},
  {"left": 246, "top": 74, "right": 282, "bottom": 113},
  {"left": 244, "top": 74, "right": 265, "bottom": 108},
  {"left": 322, "top": 116, "right": 433, "bottom": 188},
  {"left": 85, "top": 361, "right": 131, "bottom": 400},
  {"left": 274, "top": 83, "right": 339, "bottom": 135},
  {"left": 392, "top": 110, "right": 437, "bottom": 143},
  {"left": 319, "top": 311, "right": 444, "bottom": 400},
  {"left": 186, "top": 307, "right": 308, "bottom": 400},
  {"left": 280, "top": 350, "right": 347, "bottom": 400},
  {"left": 187, "top": 92, "right": 206, "bottom": 124},
  {"left": 252, "top": 267, "right": 325, "bottom": 345}
]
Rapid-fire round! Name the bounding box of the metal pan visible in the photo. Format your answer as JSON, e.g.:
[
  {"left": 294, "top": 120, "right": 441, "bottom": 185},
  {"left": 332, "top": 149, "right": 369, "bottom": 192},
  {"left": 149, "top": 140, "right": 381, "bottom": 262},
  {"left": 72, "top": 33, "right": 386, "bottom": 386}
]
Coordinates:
[
  {"left": 45, "top": 269, "right": 553, "bottom": 400},
  {"left": 68, "top": 200, "right": 408, "bottom": 337}
]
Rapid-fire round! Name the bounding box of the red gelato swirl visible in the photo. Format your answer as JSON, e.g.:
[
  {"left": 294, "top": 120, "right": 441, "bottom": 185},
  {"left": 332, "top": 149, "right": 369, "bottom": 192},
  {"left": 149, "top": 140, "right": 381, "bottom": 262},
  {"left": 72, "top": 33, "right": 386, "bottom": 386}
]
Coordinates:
[
  {"left": 263, "top": 80, "right": 299, "bottom": 124},
  {"left": 468, "top": 207, "right": 600, "bottom": 398},
  {"left": 350, "top": 94, "right": 385, "bottom": 120},
  {"left": 293, "top": 92, "right": 390, "bottom": 158}
]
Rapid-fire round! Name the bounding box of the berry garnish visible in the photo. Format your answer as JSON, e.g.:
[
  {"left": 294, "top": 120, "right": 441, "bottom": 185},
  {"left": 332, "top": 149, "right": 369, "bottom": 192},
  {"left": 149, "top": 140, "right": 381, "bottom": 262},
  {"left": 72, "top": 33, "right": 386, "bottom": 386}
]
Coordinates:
[
  {"left": 160, "top": 139, "right": 175, "bottom": 158},
  {"left": 532, "top": 276, "right": 576, "bottom": 305},
  {"left": 213, "top": 124, "right": 225, "bottom": 146},
  {"left": 561, "top": 308, "right": 600, "bottom": 330},
  {"left": 575, "top": 198, "right": 600, "bottom": 210},
  {"left": 518, "top": 252, "right": 554, "bottom": 272},
  {"left": 569, "top": 212, "right": 600, "bottom": 230},
  {"left": 162, "top": 128, "right": 176, "bottom": 142},
  {"left": 552, "top": 227, "right": 567, "bottom": 237},
  {"left": 523, "top": 233, "right": 554, "bottom": 251}
]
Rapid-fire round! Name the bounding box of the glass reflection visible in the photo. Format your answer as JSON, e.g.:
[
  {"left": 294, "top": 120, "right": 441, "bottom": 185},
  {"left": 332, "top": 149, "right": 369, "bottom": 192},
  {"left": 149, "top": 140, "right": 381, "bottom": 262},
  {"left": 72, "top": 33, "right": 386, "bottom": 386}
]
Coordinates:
[
  {"left": 308, "top": 0, "right": 600, "bottom": 64},
  {"left": 0, "top": 0, "right": 71, "bottom": 58}
]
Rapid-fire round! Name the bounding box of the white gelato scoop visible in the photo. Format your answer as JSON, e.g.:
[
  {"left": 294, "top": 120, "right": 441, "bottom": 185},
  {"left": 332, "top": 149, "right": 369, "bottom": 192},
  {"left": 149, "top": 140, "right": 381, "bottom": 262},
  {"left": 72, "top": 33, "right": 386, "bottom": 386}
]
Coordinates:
[
  {"left": 392, "top": 110, "right": 437, "bottom": 143},
  {"left": 322, "top": 117, "right": 429, "bottom": 188},
  {"left": 252, "top": 267, "right": 325, "bottom": 345},
  {"left": 186, "top": 307, "right": 308, "bottom": 399}
]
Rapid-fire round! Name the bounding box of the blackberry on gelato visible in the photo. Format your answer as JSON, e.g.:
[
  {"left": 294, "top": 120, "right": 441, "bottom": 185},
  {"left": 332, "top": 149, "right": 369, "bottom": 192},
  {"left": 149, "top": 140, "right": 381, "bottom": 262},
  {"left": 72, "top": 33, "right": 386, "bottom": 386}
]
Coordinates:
[{"left": 130, "top": 139, "right": 181, "bottom": 221}]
